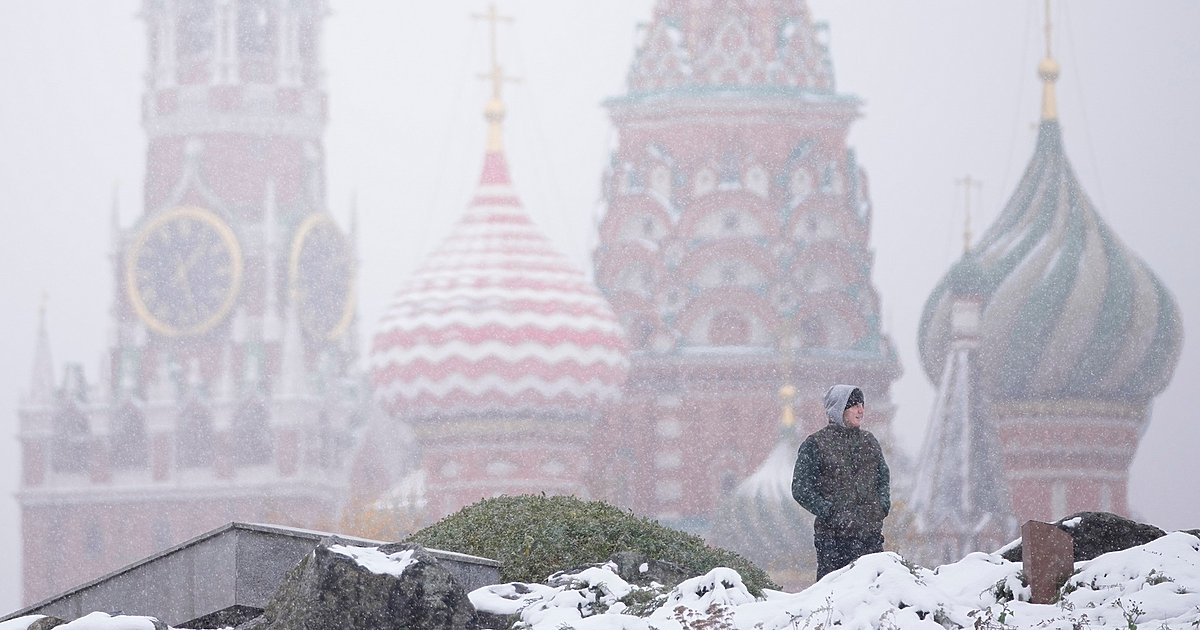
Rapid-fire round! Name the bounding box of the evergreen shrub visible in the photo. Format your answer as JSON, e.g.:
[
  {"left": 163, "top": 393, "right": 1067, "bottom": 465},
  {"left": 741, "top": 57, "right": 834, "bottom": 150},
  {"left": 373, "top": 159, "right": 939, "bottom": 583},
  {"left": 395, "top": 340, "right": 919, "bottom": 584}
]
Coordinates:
[{"left": 406, "top": 494, "right": 778, "bottom": 595}]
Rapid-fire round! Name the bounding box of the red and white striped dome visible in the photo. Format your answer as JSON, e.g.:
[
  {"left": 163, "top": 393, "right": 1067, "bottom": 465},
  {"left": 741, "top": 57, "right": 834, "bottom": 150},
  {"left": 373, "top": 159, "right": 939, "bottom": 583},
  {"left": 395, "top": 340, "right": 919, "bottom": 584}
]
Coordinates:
[{"left": 370, "top": 149, "right": 629, "bottom": 419}]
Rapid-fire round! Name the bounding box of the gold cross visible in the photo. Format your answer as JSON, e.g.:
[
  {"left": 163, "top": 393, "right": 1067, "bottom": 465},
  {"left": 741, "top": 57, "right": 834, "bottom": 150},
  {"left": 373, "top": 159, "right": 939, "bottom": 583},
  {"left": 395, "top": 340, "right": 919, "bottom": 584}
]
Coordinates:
[
  {"left": 1044, "top": 0, "right": 1053, "bottom": 60},
  {"left": 472, "top": 4, "right": 519, "bottom": 100}
]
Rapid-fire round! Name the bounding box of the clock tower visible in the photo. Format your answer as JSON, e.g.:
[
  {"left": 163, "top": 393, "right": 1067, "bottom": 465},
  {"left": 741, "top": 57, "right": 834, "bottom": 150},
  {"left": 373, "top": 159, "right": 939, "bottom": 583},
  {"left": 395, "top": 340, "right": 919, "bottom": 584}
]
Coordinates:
[{"left": 17, "top": 0, "right": 362, "bottom": 604}]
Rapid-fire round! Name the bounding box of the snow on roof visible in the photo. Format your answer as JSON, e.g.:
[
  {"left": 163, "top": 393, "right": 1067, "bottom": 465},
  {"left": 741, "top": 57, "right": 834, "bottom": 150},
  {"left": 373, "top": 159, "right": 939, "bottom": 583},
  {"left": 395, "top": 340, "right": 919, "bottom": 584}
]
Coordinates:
[{"left": 471, "top": 532, "right": 1200, "bottom": 629}]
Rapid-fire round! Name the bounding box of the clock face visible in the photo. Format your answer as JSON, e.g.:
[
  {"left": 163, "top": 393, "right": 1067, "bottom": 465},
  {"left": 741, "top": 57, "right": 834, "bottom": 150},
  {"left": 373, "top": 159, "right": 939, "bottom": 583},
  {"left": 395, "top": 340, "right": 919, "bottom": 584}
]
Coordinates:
[
  {"left": 126, "top": 206, "right": 243, "bottom": 337},
  {"left": 290, "top": 214, "right": 355, "bottom": 341}
]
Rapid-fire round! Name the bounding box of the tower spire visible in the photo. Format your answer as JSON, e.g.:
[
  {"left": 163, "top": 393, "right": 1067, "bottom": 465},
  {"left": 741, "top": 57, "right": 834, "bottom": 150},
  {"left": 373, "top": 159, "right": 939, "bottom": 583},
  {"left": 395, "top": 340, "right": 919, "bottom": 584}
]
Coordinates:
[
  {"left": 778, "top": 384, "right": 796, "bottom": 427},
  {"left": 472, "top": 4, "right": 517, "bottom": 153},
  {"left": 29, "top": 294, "right": 55, "bottom": 406},
  {"left": 1038, "top": 0, "right": 1060, "bottom": 121}
]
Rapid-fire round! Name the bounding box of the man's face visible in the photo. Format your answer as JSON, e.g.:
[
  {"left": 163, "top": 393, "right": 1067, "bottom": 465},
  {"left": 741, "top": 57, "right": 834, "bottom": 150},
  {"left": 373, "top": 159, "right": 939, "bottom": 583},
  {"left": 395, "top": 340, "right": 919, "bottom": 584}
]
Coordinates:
[{"left": 842, "top": 402, "right": 864, "bottom": 428}]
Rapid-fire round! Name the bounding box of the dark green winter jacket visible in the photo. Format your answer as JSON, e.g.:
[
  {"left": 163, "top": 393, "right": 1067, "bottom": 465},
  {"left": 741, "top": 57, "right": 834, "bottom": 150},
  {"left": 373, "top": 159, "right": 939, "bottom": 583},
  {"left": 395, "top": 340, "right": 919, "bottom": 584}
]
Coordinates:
[{"left": 792, "top": 422, "right": 890, "bottom": 537}]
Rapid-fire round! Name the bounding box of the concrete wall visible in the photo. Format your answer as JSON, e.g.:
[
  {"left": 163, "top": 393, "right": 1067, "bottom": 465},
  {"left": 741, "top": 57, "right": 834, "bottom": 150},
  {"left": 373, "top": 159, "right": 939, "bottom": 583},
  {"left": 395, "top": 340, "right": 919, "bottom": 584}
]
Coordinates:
[{"left": 3, "top": 522, "right": 501, "bottom": 626}]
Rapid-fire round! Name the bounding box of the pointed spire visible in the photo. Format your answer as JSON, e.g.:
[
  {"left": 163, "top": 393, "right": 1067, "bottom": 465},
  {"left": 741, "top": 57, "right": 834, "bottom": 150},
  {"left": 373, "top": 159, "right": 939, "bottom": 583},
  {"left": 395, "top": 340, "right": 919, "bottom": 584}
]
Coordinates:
[
  {"left": 1038, "top": 0, "right": 1060, "bottom": 122},
  {"left": 909, "top": 288, "right": 1011, "bottom": 564},
  {"left": 29, "top": 295, "right": 55, "bottom": 406}
]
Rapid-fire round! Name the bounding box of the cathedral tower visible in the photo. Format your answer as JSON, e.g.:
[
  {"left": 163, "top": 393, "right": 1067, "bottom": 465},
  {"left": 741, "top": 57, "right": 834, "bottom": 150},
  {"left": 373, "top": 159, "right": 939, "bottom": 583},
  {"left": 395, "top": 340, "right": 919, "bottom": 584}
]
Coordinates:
[
  {"left": 592, "top": 0, "right": 901, "bottom": 531},
  {"left": 917, "top": 5, "right": 1182, "bottom": 526},
  {"left": 18, "top": 0, "right": 361, "bottom": 603}
]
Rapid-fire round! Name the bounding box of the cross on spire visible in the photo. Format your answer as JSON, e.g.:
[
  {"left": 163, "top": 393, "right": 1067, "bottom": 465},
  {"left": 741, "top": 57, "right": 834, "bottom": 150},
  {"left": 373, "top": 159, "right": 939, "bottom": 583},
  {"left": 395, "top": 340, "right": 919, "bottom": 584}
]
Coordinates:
[
  {"left": 1037, "top": 0, "right": 1061, "bottom": 121},
  {"left": 472, "top": 3, "right": 519, "bottom": 151},
  {"left": 1043, "top": 0, "right": 1053, "bottom": 59}
]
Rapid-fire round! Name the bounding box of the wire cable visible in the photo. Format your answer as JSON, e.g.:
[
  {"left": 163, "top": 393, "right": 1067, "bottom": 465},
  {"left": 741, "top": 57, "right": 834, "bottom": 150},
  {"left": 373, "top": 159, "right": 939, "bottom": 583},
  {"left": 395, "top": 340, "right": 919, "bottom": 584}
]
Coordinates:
[
  {"left": 999, "top": 1, "right": 1037, "bottom": 202},
  {"left": 1062, "top": 2, "right": 1108, "bottom": 210}
]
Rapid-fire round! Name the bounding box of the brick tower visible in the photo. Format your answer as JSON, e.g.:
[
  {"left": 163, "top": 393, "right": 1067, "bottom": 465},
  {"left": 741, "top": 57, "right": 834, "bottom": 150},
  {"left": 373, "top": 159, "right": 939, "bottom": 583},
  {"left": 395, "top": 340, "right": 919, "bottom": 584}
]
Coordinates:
[
  {"left": 17, "top": 0, "right": 361, "bottom": 603},
  {"left": 592, "top": 0, "right": 902, "bottom": 532}
]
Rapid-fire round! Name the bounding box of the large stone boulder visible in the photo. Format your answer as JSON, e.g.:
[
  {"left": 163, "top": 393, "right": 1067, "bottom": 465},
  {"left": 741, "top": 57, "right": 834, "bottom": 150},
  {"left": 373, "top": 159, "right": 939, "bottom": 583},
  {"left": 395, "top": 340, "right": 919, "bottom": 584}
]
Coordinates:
[
  {"left": 242, "top": 538, "right": 478, "bottom": 630},
  {"left": 606, "top": 550, "right": 691, "bottom": 588},
  {"left": 1000, "top": 512, "right": 1166, "bottom": 563}
]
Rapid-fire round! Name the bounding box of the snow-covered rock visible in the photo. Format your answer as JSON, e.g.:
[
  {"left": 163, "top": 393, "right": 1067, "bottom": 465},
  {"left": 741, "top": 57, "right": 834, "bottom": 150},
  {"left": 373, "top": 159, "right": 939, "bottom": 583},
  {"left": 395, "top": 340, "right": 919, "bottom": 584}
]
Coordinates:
[{"left": 247, "top": 539, "right": 477, "bottom": 630}]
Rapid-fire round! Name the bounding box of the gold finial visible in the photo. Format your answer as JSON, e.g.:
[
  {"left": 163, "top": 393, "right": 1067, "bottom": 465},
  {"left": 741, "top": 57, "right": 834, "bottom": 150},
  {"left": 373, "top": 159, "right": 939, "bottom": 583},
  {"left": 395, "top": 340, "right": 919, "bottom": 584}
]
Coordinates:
[
  {"left": 956, "top": 175, "right": 982, "bottom": 252},
  {"left": 778, "top": 384, "right": 796, "bottom": 427},
  {"left": 1038, "top": 0, "right": 1060, "bottom": 121},
  {"left": 472, "top": 3, "right": 519, "bottom": 152}
]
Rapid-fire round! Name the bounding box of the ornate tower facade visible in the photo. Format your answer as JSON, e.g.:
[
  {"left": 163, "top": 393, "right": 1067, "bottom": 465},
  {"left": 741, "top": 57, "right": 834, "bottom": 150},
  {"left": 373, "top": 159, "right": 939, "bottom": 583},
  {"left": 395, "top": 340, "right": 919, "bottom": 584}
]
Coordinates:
[
  {"left": 17, "top": 0, "right": 361, "bottom": 603},
  {"left": 369, "top": 14, "right": 629, "bottom": 523},
  {"left": 592, "top": 0, "right": 901, "bottom": 531},
  {"left": 917, "top": 20, "right": 1182, "bottom": 526}
]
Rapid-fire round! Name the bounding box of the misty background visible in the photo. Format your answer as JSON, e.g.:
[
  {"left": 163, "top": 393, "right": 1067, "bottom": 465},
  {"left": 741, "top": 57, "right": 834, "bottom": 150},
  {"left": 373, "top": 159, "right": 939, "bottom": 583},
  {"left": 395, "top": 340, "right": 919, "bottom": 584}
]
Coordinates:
[{"left": 1, "top": 0, "right": 1196, "bottom": 610}]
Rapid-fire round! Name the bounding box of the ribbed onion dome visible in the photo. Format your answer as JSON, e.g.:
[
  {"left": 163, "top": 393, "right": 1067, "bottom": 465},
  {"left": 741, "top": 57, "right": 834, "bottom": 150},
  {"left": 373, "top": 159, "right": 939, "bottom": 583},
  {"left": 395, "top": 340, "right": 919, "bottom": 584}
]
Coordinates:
[
  {"left": 708, "top": 423, "right": 815, "bottom": 578},
  {"left": 919, "top": 120, "right": 1182, "bottom": 403},
  {"left": 370, "top": 149, "right": 630, "bottom": 419}
]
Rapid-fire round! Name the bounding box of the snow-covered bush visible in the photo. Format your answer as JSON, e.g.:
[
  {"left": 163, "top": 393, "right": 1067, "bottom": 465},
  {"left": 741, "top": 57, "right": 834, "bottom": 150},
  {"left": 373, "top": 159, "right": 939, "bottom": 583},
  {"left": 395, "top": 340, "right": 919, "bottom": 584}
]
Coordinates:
[{"left": 405, "top": 495, "right": 778, "bottom": 594}]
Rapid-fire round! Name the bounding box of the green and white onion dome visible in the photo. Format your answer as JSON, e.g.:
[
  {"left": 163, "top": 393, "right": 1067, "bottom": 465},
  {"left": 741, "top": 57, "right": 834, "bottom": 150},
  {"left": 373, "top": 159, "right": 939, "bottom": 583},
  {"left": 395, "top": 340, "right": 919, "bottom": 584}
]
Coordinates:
[{"left": 919, "top": 120, "right": 1182, "bottom": 404}]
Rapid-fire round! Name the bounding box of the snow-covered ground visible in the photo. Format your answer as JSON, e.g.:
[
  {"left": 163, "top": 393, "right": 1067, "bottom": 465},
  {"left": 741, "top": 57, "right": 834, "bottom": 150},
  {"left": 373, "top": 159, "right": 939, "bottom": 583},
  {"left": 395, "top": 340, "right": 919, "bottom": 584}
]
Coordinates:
[
  {"left": 0, "top": 612, "right": 162, "bottom": 630},
  {"left": 6, "top": 532, "right": 1200, "bottom": 629},
  {"left": 472, "top": 532, "right": 1200, "bottom": 629}
]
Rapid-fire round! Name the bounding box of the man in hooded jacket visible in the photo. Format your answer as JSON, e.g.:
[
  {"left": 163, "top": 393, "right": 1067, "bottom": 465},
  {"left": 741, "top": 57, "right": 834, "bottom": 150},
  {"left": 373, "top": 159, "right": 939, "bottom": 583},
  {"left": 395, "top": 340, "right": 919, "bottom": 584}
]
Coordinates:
[{"left": 792, "top": 384, "right": 890, "bottom": 579}]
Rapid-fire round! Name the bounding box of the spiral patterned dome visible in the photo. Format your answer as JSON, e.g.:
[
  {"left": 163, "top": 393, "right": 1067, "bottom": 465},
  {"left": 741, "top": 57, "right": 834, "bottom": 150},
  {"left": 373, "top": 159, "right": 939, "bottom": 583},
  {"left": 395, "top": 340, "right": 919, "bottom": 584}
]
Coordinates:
[
  {"left": 919, "top": 121, "right": 1182, "bottom": 403},
  {"left": 370, "top": 150, "right": 630, "bottom": 419},
  {"left": 707, "top": 423, "right": 815, "bottom": 583}
]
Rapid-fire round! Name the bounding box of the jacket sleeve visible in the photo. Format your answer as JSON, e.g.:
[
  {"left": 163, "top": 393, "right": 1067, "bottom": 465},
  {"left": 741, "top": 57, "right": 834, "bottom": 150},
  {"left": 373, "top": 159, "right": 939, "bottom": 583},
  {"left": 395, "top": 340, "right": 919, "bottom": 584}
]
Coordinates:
[
  {"left": 877, "top": 442, "right": 891, "bottom": 517},
  {"left": 792, "top": 438, "right": 832, "bottom": 519}
]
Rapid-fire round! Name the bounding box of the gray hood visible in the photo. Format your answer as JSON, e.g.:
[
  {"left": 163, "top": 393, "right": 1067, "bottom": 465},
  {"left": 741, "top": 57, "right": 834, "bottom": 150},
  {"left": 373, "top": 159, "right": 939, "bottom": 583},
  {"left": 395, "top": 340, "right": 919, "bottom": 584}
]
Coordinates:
[{"left": 823, "top": 384, "right": 861, "bottom": 427}]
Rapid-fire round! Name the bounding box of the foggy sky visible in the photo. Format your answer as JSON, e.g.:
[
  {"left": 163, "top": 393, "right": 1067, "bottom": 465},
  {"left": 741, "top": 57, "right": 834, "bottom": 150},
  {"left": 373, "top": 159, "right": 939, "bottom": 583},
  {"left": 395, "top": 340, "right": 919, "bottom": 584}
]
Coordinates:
[{"left": 1, "top": 0, "right": 1197, "bottom": 611}]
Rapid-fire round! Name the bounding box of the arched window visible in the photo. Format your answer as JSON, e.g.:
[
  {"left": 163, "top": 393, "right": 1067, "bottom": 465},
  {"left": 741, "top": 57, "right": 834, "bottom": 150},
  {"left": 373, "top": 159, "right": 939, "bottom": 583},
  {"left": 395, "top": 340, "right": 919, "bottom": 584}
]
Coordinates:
[
  {"left": 176, "top": 402, "right": 214, "bottom": 469},
  {"left": 232, "top": 400, "right": 271, "bottom": 466},
  {"left": 709, "top": 310, "right": 751, "bottom": 346},
  {"left": 110, "top": 405, "right": 148, "bottom": 470}
]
